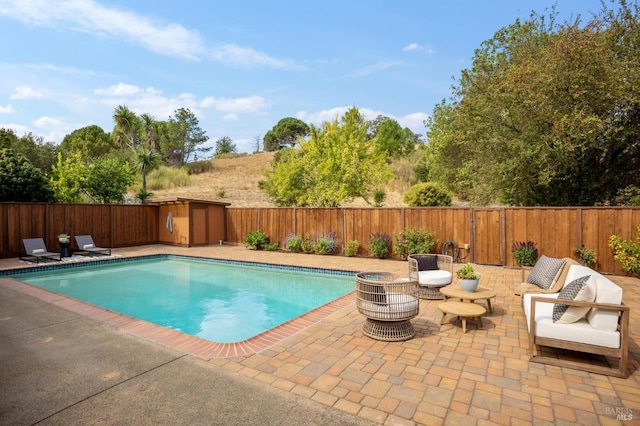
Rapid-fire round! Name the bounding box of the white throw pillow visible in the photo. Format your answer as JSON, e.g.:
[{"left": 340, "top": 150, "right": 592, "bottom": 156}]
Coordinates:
[{"left": 553, "top": 275, "right": 596, "bottom": 324}]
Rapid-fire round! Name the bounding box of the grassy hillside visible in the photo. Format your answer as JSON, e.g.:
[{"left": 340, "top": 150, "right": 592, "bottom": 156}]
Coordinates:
[{"left": 150, "top": 151, "right": 416, "bottom": 207}]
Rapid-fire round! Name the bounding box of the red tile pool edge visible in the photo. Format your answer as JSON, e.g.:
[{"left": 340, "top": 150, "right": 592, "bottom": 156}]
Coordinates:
[{"left": 0, "top": 277, "right": 356, "bottom": 358}]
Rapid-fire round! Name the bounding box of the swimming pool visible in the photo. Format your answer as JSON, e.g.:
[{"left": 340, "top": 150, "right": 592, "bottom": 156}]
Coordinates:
[{"left": 6, "top": 255, "right": 355, "bottom": 343}]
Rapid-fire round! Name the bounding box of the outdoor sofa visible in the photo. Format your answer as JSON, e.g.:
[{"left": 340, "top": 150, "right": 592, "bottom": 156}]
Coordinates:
[{"left": 522, "top": 262, "right": 629, "bottom": 378}]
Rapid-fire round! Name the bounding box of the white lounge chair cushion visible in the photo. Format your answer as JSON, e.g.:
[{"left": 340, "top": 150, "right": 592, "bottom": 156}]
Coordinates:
[
  {"left": 31, "top": 248, "right": 45, "bottom": 254},
  {"left": 418, "top": 270, "right": 452, "bottom": 286},
  {"left": 564, "top": 265, "right": 623, "bottom": 332},
  {"left": 83, "top": 244, "right": 95, "bottom": 249},
  {"left": 359, "top": 293, "right": 419, "bottom": 321},
  {"left": 523, "top": 293, "right": 620, "bottom": 349}
]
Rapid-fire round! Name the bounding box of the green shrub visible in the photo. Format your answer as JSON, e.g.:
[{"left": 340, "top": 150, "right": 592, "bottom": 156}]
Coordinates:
[
  {"left": 373, "top": 189, "right": 386, "bottom": 207},
  {"left": 344, "top": 240, "right": 361, "bottom": 257},
  {"left": 368, "top": 233, "right": 390, "bottom": 259},
  {"left": 301, "top": 235, "right": 315, "bottom": 254},
  {"left": 185, "top": 160, "right": 213, "bottom": 175},
  {"left": 285, "top": 234, "right": 304, "bottom": 252},
  {"left": 609, "top": 225, "right": 640, "bottom": 274},
  {"left": 512, "top": 241, "right": 538, "bottom": 267},
  {"left": 314, "top": 232, "right": 337, "bottom": 255},
  {"left": 245, "top": 230, "right": 269, "bottom": 250},
  {"left": 147, "top": 166, "right": 190, "bottom": 190},
  {"left": 394, "top": 228, "right": 438, "bottom": 258},
  {"left": 217, "top": 188, "right": 226, "bottom": 198},
  {"left": 403, "top": 182, "right": 452, "bottom": 207},
  {"left": 263, "top": 241, "right": 280, "bottom": 251},
  {"left": 573, "top": 245, "right": 597, "bottom": 267}
]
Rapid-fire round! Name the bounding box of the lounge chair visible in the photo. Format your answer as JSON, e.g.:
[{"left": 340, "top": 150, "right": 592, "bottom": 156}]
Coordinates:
[
  {"left": 75, "top": 235, "right": 111, "bottom": 256},
  {"left": 20, "top": 238, "right": 61, "bottom": 263}
]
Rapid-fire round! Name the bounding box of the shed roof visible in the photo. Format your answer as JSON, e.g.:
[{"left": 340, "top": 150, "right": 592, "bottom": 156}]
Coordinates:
[{"left": 146, "top": 197, "right": 231, "bottom": 206}]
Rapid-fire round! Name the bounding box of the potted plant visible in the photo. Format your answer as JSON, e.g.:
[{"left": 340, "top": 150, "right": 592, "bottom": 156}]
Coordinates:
[
  {"left": 58, "top": 233, "right": 70, "bottom": 243},
  {"left": 456, "top": 263, "right": 480, "bottom": 292}
]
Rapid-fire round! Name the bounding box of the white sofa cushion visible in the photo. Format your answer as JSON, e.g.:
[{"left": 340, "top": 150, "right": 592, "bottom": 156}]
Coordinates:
[
  {"left": 523, "top": 293, "right": 621, "bottom": 348},
  {"left": 553, "top": 275, "right": 596, "bottom": 324},
  {"left": 418, "top": 270, "right": 452, "bottom": 286},
  {"left": 564, "top": 265, "right": 623, "bottom": 332}
]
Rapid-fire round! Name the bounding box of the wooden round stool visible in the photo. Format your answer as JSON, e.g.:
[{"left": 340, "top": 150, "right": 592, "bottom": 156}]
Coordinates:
[{"left": 438, "top": 301, "right": 486, "bottom": 333}]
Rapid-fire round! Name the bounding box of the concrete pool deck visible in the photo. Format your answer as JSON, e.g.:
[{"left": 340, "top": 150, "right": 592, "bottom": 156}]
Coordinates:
[{"left": 1, "top": 244, "right": 639, "bottom": 425}]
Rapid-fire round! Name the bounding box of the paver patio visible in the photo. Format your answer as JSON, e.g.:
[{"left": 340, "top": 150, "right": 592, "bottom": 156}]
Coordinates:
[{"left": 1, "top": 244, "right": 638, "bottom": 425}]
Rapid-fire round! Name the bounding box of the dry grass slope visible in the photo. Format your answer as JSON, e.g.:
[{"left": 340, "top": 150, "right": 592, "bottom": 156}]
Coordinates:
[{"left": 151, "top": 151, "right": 410, "bottom": 207}]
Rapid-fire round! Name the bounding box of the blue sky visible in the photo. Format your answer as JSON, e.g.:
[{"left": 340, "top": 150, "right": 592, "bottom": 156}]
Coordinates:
[{"left": 0, "top": 0, "right": 607, "bottom": 153}]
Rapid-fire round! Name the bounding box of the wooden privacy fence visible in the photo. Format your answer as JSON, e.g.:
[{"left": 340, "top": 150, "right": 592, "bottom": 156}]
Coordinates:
[
  {"left": 2, "top": 203, "right": 639, "bottom": 275},
  {"left": 0, "top": 203, "right": 158, "bottom": 258},
  {"left": 226, "top": 207, "right": 640, "bottom": 275}
]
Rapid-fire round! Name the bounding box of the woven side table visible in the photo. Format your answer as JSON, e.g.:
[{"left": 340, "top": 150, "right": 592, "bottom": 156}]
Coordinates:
[{"left": 355, "top": 272, "right": 419, "bottom": 341}]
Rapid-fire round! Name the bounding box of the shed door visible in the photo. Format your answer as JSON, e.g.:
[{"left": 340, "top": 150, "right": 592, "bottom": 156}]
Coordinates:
[{"left": 191, "top": 207, "right": 208, "bottom": 245}]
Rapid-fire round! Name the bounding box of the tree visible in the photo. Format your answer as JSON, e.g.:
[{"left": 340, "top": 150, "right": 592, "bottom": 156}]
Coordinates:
[
  {"left": 214, "top": 136, "right": 237, "bottom": 157},
  {"left": 253, "top": 134, "right": 262, "bottom": 153},
  {"left": 112, "top": 105, "right": 141, "bottom": 152},
  {"left": 263, "top": 117, "right": 309, "bottom": 151},
  {"left": 158, "top": 108, "right": 210, "bottom": 165},
  {"left": 49, "top": 152, "right": 90, "bottom": 203},
  {"left": 423, "top": 2, "right": 640, "bottom": 206},
  {"left": 112, "top": 105, "right": 161, "bottom": 204},
  {"left": 131, "top": 146, "right": 161, "bottom": 203},
  {"left": 59, "top": 125, "right": 114, "bottom": 161},
  {"left": 85, "top": 158, "right": 134, "bottom": 204},
  {"left": 0, "top": 128, "right": 18, "bottom": 149},
  {"left": 372, "top": 117, "right": 415, "bottom": 158},
  {"left": 261, "top": 107, "right": 393, "bottom": 206},
  {"left": 0, "top": 148, "right": 53, "bottom": 202},
  {"left": 4, "top": 131, "right": 58, "bottom": 173}
]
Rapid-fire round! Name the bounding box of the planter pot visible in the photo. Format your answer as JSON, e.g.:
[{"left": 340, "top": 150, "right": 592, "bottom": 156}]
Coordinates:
[{"left": 459, "top": 279, "right": 480, "bottom": 292}]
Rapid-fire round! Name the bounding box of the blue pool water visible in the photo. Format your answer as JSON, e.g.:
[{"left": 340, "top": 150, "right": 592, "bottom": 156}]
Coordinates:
[{"left": 9, "top": 256, "right": 354, "bottom": 343}]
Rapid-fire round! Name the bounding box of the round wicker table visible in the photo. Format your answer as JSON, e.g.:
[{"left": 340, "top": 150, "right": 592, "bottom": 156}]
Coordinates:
[{"left": 355, "top": 272, "right": 419, "bottom": 341}]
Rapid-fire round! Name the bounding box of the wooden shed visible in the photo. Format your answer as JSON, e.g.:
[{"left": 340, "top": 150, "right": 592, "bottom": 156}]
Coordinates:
[{"left": 148, "top": 198, "right": 230, "bottom": 247}]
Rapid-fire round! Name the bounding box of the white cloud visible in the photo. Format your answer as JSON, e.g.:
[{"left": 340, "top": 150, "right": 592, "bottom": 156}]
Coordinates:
[
  {"left": 95, "top": 83, "right": 141, "bottom": 96},
  {"left": 10, "top": 85, "right": 45, "bottom": 100},
  {"left": 397, "top": 112, "right": 429, "bottom": 135},
  {"left": 352, "top": 61, "right": 403, "bottom": 78},
  {"left": 0, "top": 0, "right": 297, "bottom": 68},
  {"left": 403, "top": 43, "right": 421, "bottom": 52},
  {"left": 223, "top": 113, "right": 239, "bottom": 121},
  {"left": 200, "top": 96, "right": 270, "bottom": 114},
  {"left": 210, "top": 44, "right": 302, "bottom": 70},
  {"left": 296, "top": 107, "right": 428, "bottom": 136},
  {"left": 31, "top": 115, "right": 76, "bottom": 143},
  {"left": 402, "top": 43, "right": 437, "bottom": 55},
  {"left": 0, "top": 104, "right": 14, "bottom": 113}
]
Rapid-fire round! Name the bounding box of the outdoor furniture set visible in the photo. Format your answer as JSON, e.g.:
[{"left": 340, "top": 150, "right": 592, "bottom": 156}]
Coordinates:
[
  {"left": 357, "top": 251, "right": 630, "bottom": 378},
  {"left": 356, "top": 254, "right": 495, "bottom": 340},
  {"left": 19, "top": 235, "right": 111, "bottom": 263}
]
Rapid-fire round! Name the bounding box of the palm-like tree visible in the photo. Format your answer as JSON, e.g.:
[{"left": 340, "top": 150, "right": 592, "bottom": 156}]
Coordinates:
[
  {"left": 113, "top": 105, "right": 140, "bottom": 152},
  {"left": 113, "top": 105, "right": 161, "bottom": 204},
  {"left": 132, "top": 146, "right": 161, "bottom": 204}
]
